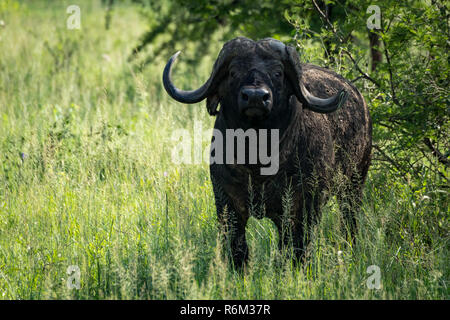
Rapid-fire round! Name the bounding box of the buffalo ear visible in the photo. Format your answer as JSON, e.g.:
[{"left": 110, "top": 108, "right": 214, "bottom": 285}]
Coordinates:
[
  {"left": 284, "top": 45, "right": 304, "bottom": 100},
  {"left": 206, "top": 94, "right": 220, "bottom": 116}
]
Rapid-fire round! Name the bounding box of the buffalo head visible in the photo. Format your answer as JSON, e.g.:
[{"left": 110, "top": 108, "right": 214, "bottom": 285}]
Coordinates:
[{"left": 163, "top": 37, "right": 348, "bottom": 124}]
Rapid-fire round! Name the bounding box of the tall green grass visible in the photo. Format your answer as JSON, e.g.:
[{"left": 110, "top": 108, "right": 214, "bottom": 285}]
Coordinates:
[{"left": 0, "top": 0, "right": 447, "bottom": 299}]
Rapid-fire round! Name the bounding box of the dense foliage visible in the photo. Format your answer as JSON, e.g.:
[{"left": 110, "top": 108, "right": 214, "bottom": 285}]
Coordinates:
[{"left": 287, "top": 0, "right": 449, "bottom": 188}]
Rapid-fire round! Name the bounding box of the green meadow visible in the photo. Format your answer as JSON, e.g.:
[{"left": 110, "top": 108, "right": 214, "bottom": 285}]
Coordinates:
[{"left": 0, "top": 1, "right": 447, "bottom": 299}]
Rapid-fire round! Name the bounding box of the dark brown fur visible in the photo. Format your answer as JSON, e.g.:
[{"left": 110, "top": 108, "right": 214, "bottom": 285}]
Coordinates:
[
  {"left": 209, "top": 42, "right": 371, "bottom": 268},
  {"left": 163, "top": 37, "right": 372, "bottom": 269}
]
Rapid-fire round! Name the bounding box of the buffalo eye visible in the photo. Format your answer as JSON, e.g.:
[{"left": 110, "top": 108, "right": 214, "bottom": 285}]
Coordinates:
[{"left": 273, "top": 71, "right": 283, "bottom": 78}]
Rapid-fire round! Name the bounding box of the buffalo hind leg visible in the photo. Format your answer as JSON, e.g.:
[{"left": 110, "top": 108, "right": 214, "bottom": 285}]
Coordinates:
[
  {"left": 337, "top": 182, "right": 363, "bottom": 243},
  {"left": 274, "top": 216, "right": 305, "bottom": 263},
  {"left": 274, "top": 192, "right": 321, "bottom": 263}
]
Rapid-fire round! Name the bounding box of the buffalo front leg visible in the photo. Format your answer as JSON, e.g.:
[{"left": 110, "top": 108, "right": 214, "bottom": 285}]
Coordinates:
[
  {"left": 219, "top": 210, "right": 248, "bottom": 270},
  {"left": 211, "top": 175, "right": 249, "bottom": 270}
]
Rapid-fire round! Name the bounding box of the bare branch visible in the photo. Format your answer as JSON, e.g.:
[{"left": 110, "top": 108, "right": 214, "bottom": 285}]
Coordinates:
[
  {"left": 423, "top": 138, "right": 449, "bottom": 167},
  {"left": 311, "top": 0, "right": 380, "bottom": 87},
  {"left": 312, "top": 0, "right": 337, "bottom": 34},
  {"left": 341, "top": 49, "right": 380, "bottom": 87},
  {"left": 372, "top": 144, "right": 407, "bottom": 174},
  {"left": 381, "top": 37, "right": 401, "bottom": 106}
]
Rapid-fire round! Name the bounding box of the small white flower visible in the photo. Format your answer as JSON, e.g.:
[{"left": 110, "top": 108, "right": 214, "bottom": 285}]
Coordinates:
[
  {"left": 337, "top": 250, "right": 343, "bottom": 265},
  {"left": 102, "top": 54, "right": 111, "bottom": 63}
]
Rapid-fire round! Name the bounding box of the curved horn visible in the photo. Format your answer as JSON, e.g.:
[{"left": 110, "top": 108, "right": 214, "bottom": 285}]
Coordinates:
[
  {"left": 163, "top": 51, "right": 214, "bottom": 104},
  {"left": 300, "top": 83, "right": 348, "bottom": 113},
  {"left": 163, "top": 37, "right": 256, "bottom": 108},
  {"left": 283, "top": 44, "right": 348, "bottom": 113}
]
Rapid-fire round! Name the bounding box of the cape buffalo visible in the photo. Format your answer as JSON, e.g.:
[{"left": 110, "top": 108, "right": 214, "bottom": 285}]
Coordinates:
[{"left": 163, "top": 37, "right": 372, "bottom": 268}]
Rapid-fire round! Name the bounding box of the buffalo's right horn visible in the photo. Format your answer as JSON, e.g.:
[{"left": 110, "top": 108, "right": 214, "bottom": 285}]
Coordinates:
[
  {"left": 163, "top": 51, "right": 214, "bottom": 104},
  {"left": 163, "top": 37, "right": 254, "bottom": 106}
]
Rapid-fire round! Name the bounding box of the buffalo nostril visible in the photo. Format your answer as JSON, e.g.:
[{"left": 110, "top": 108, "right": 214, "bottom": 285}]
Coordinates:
[
  {"left": 263, "top": 94, "right": 270, "bottom": 101},
  {"left": 242, "top": 93, "right": 249, "bottom": 101}
]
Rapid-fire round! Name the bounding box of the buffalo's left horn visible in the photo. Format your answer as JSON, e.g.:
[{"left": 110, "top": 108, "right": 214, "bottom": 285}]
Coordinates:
[
  {"left": 283, "top": 44, "right": 348, "bottom": 113},
  {"left": 300, "top": 83, "right": 348, "bottom": 113},
  {"left": 163, "top": 38, "right": 254, "bottom": 105}
]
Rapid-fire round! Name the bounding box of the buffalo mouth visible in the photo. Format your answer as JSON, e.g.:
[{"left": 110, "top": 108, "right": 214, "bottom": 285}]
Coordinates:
[{"left": 242, "top": 106, "right": 270, "bottom": 118}]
